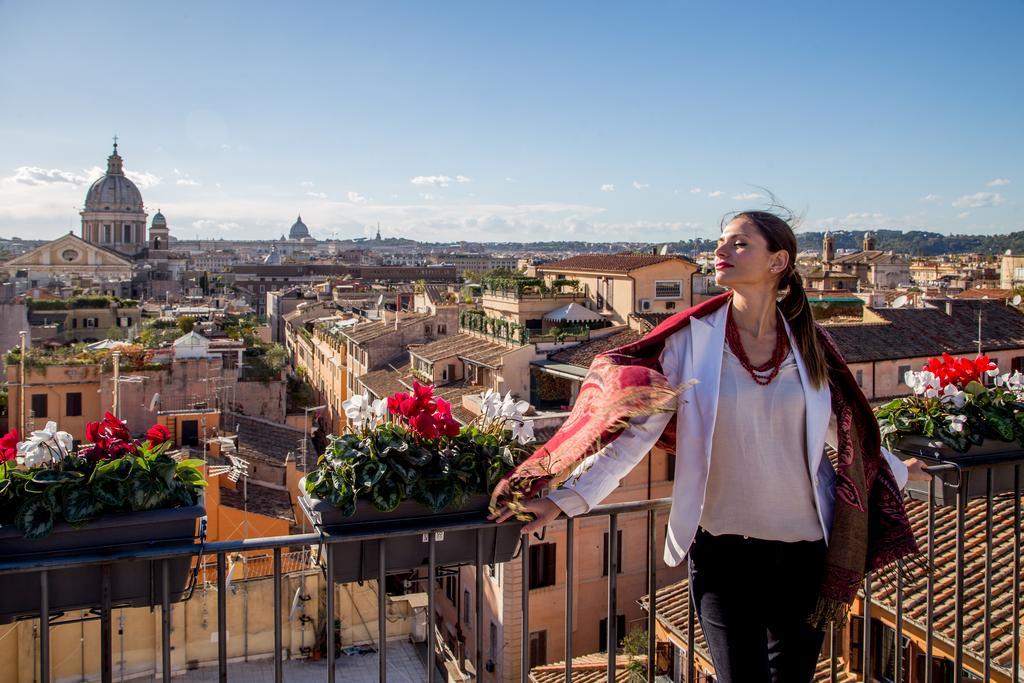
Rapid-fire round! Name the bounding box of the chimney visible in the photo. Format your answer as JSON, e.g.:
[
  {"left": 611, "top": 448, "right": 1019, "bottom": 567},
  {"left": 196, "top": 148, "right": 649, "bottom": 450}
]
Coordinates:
[{"left": 945, "top": 301, "right": 954, "bottom": 316}]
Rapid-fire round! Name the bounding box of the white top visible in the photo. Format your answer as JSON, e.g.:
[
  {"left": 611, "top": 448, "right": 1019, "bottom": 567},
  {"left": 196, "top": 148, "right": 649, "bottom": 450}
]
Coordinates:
[{"left": 698, "top": 344, "right": 824, "bottom": 542}]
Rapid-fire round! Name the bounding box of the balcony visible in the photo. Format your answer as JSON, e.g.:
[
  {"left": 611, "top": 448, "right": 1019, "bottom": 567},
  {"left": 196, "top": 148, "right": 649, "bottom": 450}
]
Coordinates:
[{"left": 1, "top": 456, "right": 1021, "bottom": 683}]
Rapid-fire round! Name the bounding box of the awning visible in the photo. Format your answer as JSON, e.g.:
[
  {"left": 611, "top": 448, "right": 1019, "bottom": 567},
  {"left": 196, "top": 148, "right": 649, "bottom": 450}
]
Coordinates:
[
  {"left": 542, "top": 302, "right": 605, "bottom": 323},
  {"left": 531, "top": 359, "right": 588, "bottom": 381}
]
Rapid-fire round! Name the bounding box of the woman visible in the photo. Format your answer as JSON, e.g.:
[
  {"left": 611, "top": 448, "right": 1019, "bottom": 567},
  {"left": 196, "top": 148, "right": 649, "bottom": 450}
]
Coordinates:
[{"left": 490, "top": 210, "right": 924, "bottom": 682}]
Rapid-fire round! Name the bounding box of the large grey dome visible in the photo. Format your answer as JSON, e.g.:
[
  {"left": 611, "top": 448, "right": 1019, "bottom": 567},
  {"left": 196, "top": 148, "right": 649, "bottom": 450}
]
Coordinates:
[
  {"left": 84, "top": 146, "right": 143, "bottom": 211},
  {"left": 289, "top": 215, "right": 310, "bottom": 239}
]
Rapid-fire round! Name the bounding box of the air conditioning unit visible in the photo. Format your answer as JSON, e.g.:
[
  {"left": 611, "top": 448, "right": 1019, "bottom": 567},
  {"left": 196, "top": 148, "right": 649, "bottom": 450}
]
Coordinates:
[{"left": 640, "top": 299, "right": 652, "bottom": 311}]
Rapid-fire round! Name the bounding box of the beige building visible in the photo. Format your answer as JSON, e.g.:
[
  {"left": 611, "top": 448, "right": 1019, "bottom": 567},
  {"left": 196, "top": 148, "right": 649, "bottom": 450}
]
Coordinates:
[
  {"left": 3, "top": 233, "right": 133, "bottom": 287},
  {"left": 821, "top": 231, "right": 911, "bottom": 289},
  {"left": 1001, "top": 252, "right": 1024, "bottom": 289},
  {"left": 536, "top": 254, "right": 698, "bottom": 325},
  {"left": 24, "top": 296, "right": 141, "bottom": 344}
]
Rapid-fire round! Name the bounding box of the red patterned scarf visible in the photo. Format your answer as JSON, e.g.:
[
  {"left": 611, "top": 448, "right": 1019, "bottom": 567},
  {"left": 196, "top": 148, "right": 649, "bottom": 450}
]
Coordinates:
[{"left": 490, "top": 292, "right": 919, "bottom": 625}]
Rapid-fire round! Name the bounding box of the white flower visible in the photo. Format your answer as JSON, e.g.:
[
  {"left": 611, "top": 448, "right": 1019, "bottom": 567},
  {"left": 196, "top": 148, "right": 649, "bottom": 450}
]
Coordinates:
[
  {"left": 343, "top": 392, "right": 371, "bottom": 427},
  {"left": 987, "top": 367, "right": 1001, "bottom": 377},
  {"left": 946, "top": 414, "right": 968, "bottom": 433},
  {"left": 369, "top": 397, "right": 387, "bottom": 423},
  {"left": 940, "top": 383, "right": 967, "bottom": 408},
  {"left": 995, "top": 373, "right": 1006, "bottom": 387},
  {"left": 499, "top": 391, "right": 530, "bottom": 418},
  {"left": 480, "top": 389, "right": 502, "bottom": 419},
  {"left": 924, "top": 387, "right": 940, "bottom": 399},
  {"left": 15, "top": 421, "right": 73, "bottom": 467},
  {"left": 509, "top": 417, "right": 535, "bottom": 445}
]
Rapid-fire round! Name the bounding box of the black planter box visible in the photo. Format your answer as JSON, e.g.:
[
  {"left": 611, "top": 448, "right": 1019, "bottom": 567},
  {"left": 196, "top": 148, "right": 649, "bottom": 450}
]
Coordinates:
[
  {"left": 299, "top": 486, "right": 522, "bottom": 584},
  {"left": 894, "top": 435, "right": 1022, "bottom": 506},
  {"left": 0, "top": 503, "right": 205, "bottom": 624}
]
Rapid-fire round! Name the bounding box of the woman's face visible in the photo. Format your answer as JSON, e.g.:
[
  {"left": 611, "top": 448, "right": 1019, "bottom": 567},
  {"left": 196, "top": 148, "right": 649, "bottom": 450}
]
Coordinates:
[{"left": 713, "top": 218, "right": 789, "bottom": 289}]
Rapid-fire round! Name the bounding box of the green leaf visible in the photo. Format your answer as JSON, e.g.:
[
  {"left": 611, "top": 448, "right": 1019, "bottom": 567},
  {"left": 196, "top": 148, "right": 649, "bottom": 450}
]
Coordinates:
[
  {"left": 964, "top": 380, "right": 987, "bottom": 396},
  {"left": 130, "top": 479, "right": 167, "bottom": 511},
  {"left": 93, "top": 477, "right": 128, "bottom": 507},
  {"left": 15, "top": 498, "right": 54, "bottom": 539},
  {"left": 356, "top": 460, "right": 386, "bottom": 491},
  {"left": 176, "top": 459, "right": 205, "bottom": 469},
  {"left": 30, "top": 470, "right": 83, "bottom": 484},
  {"left": 370, "top": 478, "right": 403, "bottom": 512},
  {"left": 63, "top": 486, "right": 101, "bottom": 523}
]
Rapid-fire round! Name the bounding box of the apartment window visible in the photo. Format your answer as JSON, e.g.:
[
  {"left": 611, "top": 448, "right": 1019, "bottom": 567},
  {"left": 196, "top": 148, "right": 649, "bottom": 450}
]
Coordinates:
[
  {"left": 667, "top": 452, "right": 676, "bottom": 481},
  {"left": 598, "top": 615, "right": 626, "bottom": 652},
  {"left": 897, "top": 365, "right": 911, "bottom": 386},
  {"left": 871, "top": 619, "right": 910, "bottom": 682},
  {"left": 1013, "top": 356, "right": 1024, "bottom": 372},
  {"left": 65, "top": 392, "right": 82, "bottom": 417},
  {"left": 463, "top": 589, "right": 471, "bottom": 623},
  {"left": 437, "top": 323, "right": 447, "bottom": 334},
  {"left": 443, "top": 575, "right": 457, "bottom": 604},
  {"left": 72, "top": 318, "right": 78, "bottom": 328},
  {"left": 665, "top": 301, "right": 676, "bottom": 309},
  {"left": 31, "top": 394, "right": 48, "bottom": 418},
  {"left": 849, "top": 616, "right": 864, "bottom": 673},
  {"left": 602, "top": 529, "right": 623, "bottom": 576},
  {"left": 655, "top": 280, "right": 683, "bottom": 299},
  {"left": 1015, "top": 267, "right": 1024, "bottom": 281},
  {"left": 529, "top": 542, "right": 556, "bottom": 589},
  {"left": 855, "top": 369, "right": 864, "bottom": 387},
  {"left": 528, "top": 630, "right": 547, "bottom": 668}
]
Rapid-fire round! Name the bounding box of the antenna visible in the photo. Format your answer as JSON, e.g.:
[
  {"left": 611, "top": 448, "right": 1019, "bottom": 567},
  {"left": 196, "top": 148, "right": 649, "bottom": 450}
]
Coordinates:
[
  {"left": 891, "top": 295, "right": 909, "bottom": 309},
  {"left": 1012, "top": 295, "right": 1021, "bottom": 307}
]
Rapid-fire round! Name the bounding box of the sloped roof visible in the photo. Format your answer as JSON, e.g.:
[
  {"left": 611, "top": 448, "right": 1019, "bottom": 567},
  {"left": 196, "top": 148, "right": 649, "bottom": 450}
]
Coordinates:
[
  {"left": 955, "top": 287, "right": 1014, "bottom": 301},
  {"left": 543, "top": 302, "right": 605, "bottom": 323},
  {"left": 343, "top": 313, "right": 432, "bottom": 344},
  {"left": 830, "top": 250, "right": 908, "bottom": 265},
  {"left": 530, "top": 653, "right": 642, "bottom": 683},
  {"left": 538, "top": 253, "right": 694, "bottom": 273},
  {"left": 547, "top": 328, "right": 643, "bottom": 368}
]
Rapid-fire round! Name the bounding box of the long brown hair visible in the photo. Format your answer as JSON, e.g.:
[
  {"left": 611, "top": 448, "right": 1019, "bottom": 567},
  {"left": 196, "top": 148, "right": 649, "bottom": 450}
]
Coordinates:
[{"left": 725, "top": 209, "right": 829, "bottom": 389}]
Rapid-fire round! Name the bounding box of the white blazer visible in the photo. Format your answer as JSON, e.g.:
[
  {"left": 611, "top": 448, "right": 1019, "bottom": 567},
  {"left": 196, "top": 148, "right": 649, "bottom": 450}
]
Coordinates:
[{"left": 547, "top": 302, "right": 909, "bottom": 568}]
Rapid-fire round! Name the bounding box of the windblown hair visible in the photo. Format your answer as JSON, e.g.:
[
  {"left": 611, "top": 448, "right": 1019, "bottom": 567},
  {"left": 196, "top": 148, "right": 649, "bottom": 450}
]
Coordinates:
[{"left": 723, "top": 206, "right": 829, "bottom": 389}]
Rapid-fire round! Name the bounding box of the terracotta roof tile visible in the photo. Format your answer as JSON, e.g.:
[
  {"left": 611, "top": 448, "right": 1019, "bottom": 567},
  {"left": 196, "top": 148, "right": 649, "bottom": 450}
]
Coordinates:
[
  {"left": 547, "top": 328, "right": 643, "bottom": 368},
  {"left": 343, "top": 313, "right": 432, "bottom": 344},
  {"left": 538, "top": 253, "right": 694, "bottom": 273},
  {"left": 530, "top": 653, "right": 643, "bottom": 683},
  {"left": 956, "top": 287, "right": 1014, "bottom": 301}
]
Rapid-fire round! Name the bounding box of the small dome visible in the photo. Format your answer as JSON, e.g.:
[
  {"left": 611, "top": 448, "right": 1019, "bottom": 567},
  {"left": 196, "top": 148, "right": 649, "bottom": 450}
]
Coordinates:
[
  {"left": 289, "top": 214, "right": 310, "bottom": 239},
  {"left": 152, "top": 210, "right": 167, "bottom": 227}
]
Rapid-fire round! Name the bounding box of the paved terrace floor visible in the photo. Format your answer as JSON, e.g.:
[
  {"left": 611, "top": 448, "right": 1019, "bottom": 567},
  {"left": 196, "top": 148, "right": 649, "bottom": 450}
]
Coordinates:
[{"left": 177, "top": 639, "right": 428, "bottom": 682}]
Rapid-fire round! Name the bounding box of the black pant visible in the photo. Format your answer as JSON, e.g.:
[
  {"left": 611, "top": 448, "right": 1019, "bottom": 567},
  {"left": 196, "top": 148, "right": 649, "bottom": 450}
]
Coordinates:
[{"left": 688, "top": 527, "right": 827, "bottom": 683}]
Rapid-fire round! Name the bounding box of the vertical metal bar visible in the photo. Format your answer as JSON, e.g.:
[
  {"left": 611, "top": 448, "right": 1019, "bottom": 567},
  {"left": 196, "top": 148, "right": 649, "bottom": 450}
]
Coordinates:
[
  {"left": 161, "top": 560, "right": 171, "bottom": 683},
  {"left": 428, "top": 534, "right": 436, "bottom": 683},
  {"left": 984, "top": 467, "right": 994, "bottom": 683},
  {"left": 861, "top": 574, "right": 871, "bottom": 680},
  {"left": 39, "top": 570, "right": 49, "bottom": 683},
  {"left": 378, "top": 539, "right": 387, "bottom": 683},
  {"left": 954, "top": 469, "right": 969, "bottom": 678},
  {"left": 646, "top": 510, "right": 657, "bottom": 683},
  {"left": 327, "top": 545, "right": 336, "bottom": 683},
  {"left": 829, "top": 622, "right": 838, "bottom": 683},
  {"left": 475, "top": 529, "right": 483, "bottom": 683},
  {"left": 273, "top": 548, "right": 283, "bottom": 683},
  {"left": 1015, "top": 464, "right": 1021, "bottom": 683},
  {"left": 926, "top": 475, "right": 936, "bottom": 683},
  {"left": 895, "top": 568, "right": 903, "bottom": 683},
  {"left": 686, "top": 579, "right": 695, "bottom": 683},
  {"left": 521, "top": 530, "right": 530, "bottom": 683},
  {"left": 607, "top": 514, "right": 618, "bottom": 683},
  {"left": 217, "top": 553, "right": 227, "bottom": 683},
  {"left": 101, "top": 564, "right": 113, "bottom": 683},
  {"left": 565, "top": 518, "right": 574, "bottom": 683}
]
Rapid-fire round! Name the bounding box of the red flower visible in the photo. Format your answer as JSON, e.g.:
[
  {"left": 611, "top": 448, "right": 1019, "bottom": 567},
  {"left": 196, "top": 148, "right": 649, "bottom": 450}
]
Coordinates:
[
  {"left": 145, "top": 424, "right": 171, "bottom": 446},
  {"left": 83, "top": 411, "right": 140, "bottom": 461},
  {"left": 922, "top": 354, "right": 996, "bottom": 389},
  {"left": 386, "top": 383, "right": 461, "bottom": 439},
  {"left": 0, "top": 429, "right": 19, "bottom": 463}
]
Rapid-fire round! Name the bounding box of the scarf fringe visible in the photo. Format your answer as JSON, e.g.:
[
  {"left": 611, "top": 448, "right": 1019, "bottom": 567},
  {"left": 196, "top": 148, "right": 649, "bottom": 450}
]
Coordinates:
[
  {"left": 808, "top": 597, "right": 851, "bottom": 629},
  {"left": 872, "top": 551, "right": 933, "bottom": 590}
]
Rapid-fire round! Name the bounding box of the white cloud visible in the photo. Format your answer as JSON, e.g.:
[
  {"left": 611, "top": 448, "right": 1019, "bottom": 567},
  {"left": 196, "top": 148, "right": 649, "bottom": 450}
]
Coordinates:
[
  {"left": 456, "top": 175, "right": 472, "bottom": 184},
  {"left": 921, "top": 193, "right": 943, "bottom": 203},
  {"left": 689, "top": 187, "right": 702, "bottom": 194},
  {"left": 173, "top": 168, "right": 199, "bottom": 187},
  {"left": 632, "top": 181, "right": 649, "bottom": 190},
  {"left": 600, "top": 184, "right": 615, "bottom": 192},
  {"left": 127, "top": 171, "right": 162, "bottom": 189},
  {"left": 707, "top": 190, "right": 723, "bottom": 198},
  {"left": 952, "top": 192, "right": 1004, "bottom": 209},
  {"left": 346, "top": 191, "right": 366, "bottom": 203},
  {"left": 419, "top": 192, "right": 435, "bottom": 201},
  {"left": 957, "top": 212, "right": 970, "bottom": 219},
  {"left": 305, "top": 191, "right": 327, "bottom": 199},
  {"left": 732, "top": 192, "right": 763, "bottom": 201},
  {"left": 987, "top": 178, "right": 1010, "bottom": 187},
  {"left": 411, "top": 175, "right": 454, "bottom": 187},
  {"left": 6, "top": 166, "right": 88, "bottom": 186},
  {"left": 504, "top": 177, "right": 516, "bottom": 183},
  {"left": 300, "top": 180, "right": 315, "bottom": 187}
]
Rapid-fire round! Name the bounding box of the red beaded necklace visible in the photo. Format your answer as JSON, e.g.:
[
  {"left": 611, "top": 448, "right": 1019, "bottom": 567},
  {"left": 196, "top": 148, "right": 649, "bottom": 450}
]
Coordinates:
[{"left": 725, "top": 306, "right": 789, "bottom": 386}]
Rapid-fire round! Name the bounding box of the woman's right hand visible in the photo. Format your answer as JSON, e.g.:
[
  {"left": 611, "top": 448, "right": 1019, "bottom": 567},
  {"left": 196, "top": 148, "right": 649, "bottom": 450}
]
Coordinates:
[{"left": 488, "top": 497, "right": 563, "bottom": 536}]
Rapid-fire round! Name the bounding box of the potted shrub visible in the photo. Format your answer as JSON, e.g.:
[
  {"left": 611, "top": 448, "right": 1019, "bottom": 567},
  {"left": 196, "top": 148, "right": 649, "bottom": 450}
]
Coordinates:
[
  {"left": 0, "top": 413, "right": 206, "bottom": 623},
  {"left": 300, "top": 382, "right": 530, "bottom": 583},
  {"left": 875, "top": 353, "right": 1024, "bottom": 505}
]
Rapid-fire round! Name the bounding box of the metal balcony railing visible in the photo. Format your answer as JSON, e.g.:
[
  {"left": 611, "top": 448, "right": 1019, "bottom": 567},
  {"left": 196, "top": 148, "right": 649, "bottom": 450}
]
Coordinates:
[{"left": 0, "top": 457, "right": 1021, "bottom": 683}]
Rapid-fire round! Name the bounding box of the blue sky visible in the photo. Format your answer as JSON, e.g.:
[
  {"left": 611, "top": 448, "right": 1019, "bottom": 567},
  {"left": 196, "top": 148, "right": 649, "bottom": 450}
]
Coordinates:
[{"left": 1, "top": 1, "right": 1021, "bottom": 243}]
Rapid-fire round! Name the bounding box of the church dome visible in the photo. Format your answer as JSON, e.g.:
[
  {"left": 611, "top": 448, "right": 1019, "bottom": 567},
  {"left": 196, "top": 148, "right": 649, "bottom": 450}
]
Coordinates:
[
  {"left": 289, "top": 215, "right": 310, "bottom": 240},
  {"left": 152, "top": 210, "right": 167, "bottom": 227},
  {"left": 84, "top": 143, "right": 144, "bottom": 212}
]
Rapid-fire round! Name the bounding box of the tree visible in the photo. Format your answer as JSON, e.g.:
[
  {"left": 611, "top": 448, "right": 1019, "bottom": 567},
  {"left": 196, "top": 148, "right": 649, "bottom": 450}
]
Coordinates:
[{"left": 177, "top": 316, "right": 196, "bottom": 334}]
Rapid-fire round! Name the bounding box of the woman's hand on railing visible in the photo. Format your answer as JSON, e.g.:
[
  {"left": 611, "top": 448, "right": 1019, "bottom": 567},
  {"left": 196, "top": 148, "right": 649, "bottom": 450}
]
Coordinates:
[
  {"left": 488, "top": 498, "right": 562, "bottom": 536},
  {"left": 904, "top": 457, "right": 932, "bottom": 482}
]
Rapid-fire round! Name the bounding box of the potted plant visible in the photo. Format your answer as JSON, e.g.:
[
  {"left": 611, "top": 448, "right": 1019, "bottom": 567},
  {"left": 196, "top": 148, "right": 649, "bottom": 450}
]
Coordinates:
[
  {"left": 0, "top": 413, "right": 206, "bottom": 623},
  {"left": 875, "top": 353, "right": 1023, "bottom": 505},
  {"left": 300, "top": 382, "right": 531, "bottom": 583}
]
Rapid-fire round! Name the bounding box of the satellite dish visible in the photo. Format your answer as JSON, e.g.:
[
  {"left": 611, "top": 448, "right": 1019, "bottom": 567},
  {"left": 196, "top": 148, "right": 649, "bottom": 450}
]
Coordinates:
[
  {"left": 891, "top": 295, "right": 909, "bottom": 309},
  {"left": 1006, "top": 249, "right": 1013, "bottom": 256},
  {"left": 1013, "top": 295, "right": 1022, "bottom": 306}
]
